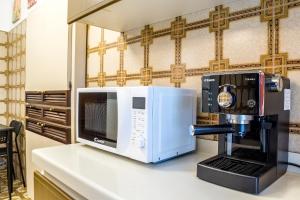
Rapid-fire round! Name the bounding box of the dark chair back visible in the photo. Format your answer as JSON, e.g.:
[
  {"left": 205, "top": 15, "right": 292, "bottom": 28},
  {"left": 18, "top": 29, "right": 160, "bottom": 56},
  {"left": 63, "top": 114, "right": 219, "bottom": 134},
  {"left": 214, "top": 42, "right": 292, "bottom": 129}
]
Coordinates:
[
  {"left": 9, "top": 120, "right": 23, "bottom": 137},
  {"left": 0, "top": 132, "right": 7, "bottom": 144}
]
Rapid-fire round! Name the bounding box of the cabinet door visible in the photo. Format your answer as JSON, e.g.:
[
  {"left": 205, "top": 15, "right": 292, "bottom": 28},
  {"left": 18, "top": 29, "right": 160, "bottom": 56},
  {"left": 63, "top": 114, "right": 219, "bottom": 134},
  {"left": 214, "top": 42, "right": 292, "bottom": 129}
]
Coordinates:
[{"left": 34, "top": 171, "right": 74, "bottom": 200}]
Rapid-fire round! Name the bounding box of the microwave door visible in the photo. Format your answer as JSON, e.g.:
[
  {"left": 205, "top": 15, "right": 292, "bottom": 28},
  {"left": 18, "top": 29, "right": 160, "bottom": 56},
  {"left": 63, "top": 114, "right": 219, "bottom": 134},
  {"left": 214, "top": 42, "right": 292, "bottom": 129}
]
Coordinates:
[
  {"left": 105, "top": 93, "right": 118, "bottom": 142},
  {"left": 79, "top": 92, "right": 118, "bottom": 148}
]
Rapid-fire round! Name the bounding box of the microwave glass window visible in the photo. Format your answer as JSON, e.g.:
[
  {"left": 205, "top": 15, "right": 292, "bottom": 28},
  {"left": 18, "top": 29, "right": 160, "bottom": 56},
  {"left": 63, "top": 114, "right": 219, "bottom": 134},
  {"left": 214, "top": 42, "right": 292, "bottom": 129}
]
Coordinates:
[{"left": 79, "top": 92, "right": 118, "bottom": 147}]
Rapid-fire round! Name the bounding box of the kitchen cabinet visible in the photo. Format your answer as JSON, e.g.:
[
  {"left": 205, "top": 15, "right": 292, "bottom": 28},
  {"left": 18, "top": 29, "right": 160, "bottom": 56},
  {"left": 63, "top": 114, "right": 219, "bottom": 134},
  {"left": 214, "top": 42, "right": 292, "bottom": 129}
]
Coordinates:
[
  {"left": 34, "top": 171, "right": 74, "bottom": 200},
  {"left": 25, "top": 90, "right": 71, "bottom": 144},
  {"left": 68, "top": 0, "right": 223, "bottom": 32}
]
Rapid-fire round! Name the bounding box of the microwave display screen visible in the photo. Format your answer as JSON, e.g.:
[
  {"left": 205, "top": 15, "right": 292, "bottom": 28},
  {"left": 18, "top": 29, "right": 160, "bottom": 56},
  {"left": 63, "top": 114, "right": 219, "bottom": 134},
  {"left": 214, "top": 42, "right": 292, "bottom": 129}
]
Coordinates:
[
  {"left": 78, "top": 92, "right": 118, "bottom": 147},
  {"left": 132, "top": 97, "right": 145, "bottom": 109}
]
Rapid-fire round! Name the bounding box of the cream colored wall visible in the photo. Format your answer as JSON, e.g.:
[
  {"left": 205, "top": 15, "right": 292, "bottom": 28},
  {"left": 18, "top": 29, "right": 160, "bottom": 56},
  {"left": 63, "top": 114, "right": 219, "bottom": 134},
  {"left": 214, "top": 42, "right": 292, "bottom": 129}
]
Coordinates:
[{"left": 25, "top": 0, "right": 69, "bottom": 198}]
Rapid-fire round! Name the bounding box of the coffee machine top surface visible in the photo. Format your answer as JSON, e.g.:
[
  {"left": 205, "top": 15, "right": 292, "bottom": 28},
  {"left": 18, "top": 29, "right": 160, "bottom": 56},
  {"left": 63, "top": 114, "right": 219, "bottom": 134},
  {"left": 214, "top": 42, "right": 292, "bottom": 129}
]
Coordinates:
[{"left": 201, "top": 70, "right": 286, "bottom": 116}]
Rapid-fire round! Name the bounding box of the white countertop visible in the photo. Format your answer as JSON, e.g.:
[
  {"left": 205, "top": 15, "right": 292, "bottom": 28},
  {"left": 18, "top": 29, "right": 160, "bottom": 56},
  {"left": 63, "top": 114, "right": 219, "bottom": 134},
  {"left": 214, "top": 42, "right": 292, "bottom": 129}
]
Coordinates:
[{"left": 32, "top": 143, "right": 300, "bottom": 200}]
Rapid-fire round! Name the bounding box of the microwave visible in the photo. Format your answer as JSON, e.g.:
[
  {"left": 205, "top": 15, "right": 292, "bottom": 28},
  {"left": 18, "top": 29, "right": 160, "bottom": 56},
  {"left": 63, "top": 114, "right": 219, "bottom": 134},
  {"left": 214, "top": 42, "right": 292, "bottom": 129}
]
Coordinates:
[{"left": 76, "top": 86, "right": 197, "bottom": 163}]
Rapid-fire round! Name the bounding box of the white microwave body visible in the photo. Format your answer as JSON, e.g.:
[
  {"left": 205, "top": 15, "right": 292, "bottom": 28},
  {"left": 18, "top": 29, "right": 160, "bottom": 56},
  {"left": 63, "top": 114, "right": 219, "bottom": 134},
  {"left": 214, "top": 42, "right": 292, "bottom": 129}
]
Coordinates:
[{"left": 76, "top": 86, "right": 196, "bottom": 163}]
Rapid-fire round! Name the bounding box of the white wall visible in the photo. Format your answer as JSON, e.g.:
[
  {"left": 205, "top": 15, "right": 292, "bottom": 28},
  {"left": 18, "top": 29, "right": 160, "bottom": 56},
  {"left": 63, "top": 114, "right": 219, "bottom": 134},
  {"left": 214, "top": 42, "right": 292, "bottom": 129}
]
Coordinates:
[
  {"left": 25, "top": 0, "right": 69, "bottom": 91},
  {"left": 25, "top": 0, "right": 69, "bottom": 198},
  {"left": 0, "top": 0, "right": 13, "bottom": 31},
  {"left": 0, "top": 0, "right": 44, "bottom": 32}
]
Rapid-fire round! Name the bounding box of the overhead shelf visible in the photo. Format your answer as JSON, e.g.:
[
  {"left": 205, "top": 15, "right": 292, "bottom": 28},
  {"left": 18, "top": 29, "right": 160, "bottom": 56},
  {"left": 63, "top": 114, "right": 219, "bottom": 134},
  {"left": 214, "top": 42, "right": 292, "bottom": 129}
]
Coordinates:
[{"left": 68, "top": 0, "right": 233, "bottom": 32}]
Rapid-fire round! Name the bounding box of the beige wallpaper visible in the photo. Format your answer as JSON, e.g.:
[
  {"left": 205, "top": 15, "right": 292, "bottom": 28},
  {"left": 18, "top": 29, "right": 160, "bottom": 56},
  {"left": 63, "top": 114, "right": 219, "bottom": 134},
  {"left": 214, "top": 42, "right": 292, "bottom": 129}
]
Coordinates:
[
  {"left": 0, "top": 20, "right": 26, "bottom": 181},
  {"left": 86, "top": 0, "right": 300, "bottom": 153}
]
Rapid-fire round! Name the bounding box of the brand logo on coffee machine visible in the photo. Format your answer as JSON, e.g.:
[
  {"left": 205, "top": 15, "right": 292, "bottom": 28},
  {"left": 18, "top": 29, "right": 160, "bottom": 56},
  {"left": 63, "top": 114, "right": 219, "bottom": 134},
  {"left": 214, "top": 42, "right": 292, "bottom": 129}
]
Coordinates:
[
  {"left": 204, "top": 78, "right": 216, "bottom": 82},
  {"left": 94, "top": 137, "right": 105, "bottom": 144},
  {"left": 245, "top": 77, "right": 256, "bottom": 81}
]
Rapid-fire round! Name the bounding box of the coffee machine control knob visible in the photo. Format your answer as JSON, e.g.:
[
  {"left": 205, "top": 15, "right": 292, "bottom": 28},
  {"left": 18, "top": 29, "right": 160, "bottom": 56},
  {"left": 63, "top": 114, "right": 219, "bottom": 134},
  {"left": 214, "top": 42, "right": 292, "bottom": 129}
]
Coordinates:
[
  {"left": 218, "top": 91, "right": 233, "bottom": 108},
  {"left": 267, "top": 75, "right": 283, "bottom": 92}
]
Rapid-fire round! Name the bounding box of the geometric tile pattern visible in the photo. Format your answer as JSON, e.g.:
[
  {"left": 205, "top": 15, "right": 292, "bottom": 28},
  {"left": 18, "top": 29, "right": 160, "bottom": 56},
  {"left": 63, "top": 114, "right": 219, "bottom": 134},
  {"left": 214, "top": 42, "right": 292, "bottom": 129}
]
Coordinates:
[
  {"left": 140, "top": 67, "right": 152, "bottom": 86},
  {"left": 209, "top": 5, "right": 229, "bottom": 32},
  {"left": 116, "top": 69, "right": 127, "bottom": 86},
  {"left": 141, "top": 25, "right": 153, "bottom": 46},
  {"left": 170, "top": 64, "right": 186, "bottom": 84},
  {"left": 260, "top": 0, "right": 288, "bottom": 22},
  {"left": 1, "top": 21, "right": 27, "bottom": 181},
  {"left": 209, "top": 59, "right": 230, "bottom": 72},
  {"left": 85, "top": 2, "right": 300, "bottom": 140},
  {"left": 117, "top": 34, "right": 127, "bottom": 51},
  {"left": 260, "top": 53, "right": 288, "bottom": 76},
  {"left": 97, "top": 72, "right": 106, "bottom": 87},
  {"left": 171, "top": 16, "right": 187, "bottom": 40}
]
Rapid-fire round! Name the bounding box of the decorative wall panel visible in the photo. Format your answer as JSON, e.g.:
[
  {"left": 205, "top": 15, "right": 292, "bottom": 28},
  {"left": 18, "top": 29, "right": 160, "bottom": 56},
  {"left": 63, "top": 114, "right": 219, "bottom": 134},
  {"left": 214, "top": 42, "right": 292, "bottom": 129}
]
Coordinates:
[
  {"left": 86, "top": 0, "right": 300, "bottom": 153},
  {"left": 0, "top": 20, "right": 27, "bottom": 181}
]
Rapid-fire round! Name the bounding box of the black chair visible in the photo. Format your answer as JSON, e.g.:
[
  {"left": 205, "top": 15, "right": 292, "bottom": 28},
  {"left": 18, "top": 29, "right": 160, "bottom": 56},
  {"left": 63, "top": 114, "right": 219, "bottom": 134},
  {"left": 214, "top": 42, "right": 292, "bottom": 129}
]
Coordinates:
[{"left": 0, "top": 120, "right": 26, "bottom": 188}]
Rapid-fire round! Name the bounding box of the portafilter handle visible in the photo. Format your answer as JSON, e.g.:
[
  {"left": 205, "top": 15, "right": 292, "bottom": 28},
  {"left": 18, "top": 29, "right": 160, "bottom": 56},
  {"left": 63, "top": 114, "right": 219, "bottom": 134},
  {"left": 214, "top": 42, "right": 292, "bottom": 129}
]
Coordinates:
[{"left": 189, "top": 124, "right": 234, "bottom": 136}]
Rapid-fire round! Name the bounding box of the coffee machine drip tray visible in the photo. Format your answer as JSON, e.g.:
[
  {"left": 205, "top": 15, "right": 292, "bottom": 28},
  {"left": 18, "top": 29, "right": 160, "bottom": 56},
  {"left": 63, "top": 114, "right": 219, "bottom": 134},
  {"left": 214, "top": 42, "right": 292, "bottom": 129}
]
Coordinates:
[
  {"left": 197, "top": 155, "right": 276, "bottom": 194},
  {"left": 205, "top": 156, "right": 264, "bottom": 176}
]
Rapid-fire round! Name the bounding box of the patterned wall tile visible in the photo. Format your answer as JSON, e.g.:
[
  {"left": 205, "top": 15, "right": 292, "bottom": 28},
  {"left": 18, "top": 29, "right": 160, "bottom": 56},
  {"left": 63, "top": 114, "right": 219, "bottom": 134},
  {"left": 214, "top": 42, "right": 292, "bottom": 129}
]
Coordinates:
[
  {"left": 141, "top": 25, "right": 154, "bottom": 46},
  {"left": 170, "top": 64, "right": 186, "bottom": 84},
  {"left": 104, "top": 29, "right": 120, "bottom": 43},
  {"left": 171, "top": 17, "right": 187, "bottom": 40},
  {"left": 97, "top": 72, "right": 106, "bottom": 87},
  {"left": 209, "top": 5, "right": 229, "bottom": 32},
  {"left": 260, "top": 53, "right": 288, "bottom": 76},
  {"left": 149, "top": 35, "right": 174, "bottom": 71},
  {"left": 288, "top": 71, "right": 300, "bottom": 123},
  {"left": 280, "top": 7, "right": 300, "bottom": 59},
  {"left": 87, "top": 26, "right": 101, "bottom": 48},
  {"left": 124, "top": 42, "right": 143, "bottom": 74},
  {"left": 116, "top": 69, "right": 127, "bottom": 86},
  {"left": 85, "top": 1, "right": 300, "bottom": 146},
  {"left": 261, "top": 0, "right": 288, "bottom": 21},
  {"left": 103, "top": 48, "right": 119, "bottom": 75},
  {"left": 87, "top": 53, "right": 100, "bottom": 77},
  {"left": 140, "top": 67, "right": 152, "bottom": 85},
  {"left": 181, "top": 28, "right": 215, "bottom": 68},
  {"left": 209, "top": 59, "right": 229, "bottom": 71},
  {"left": 223, "top": 16, "right": 267, "bottom": 64},
  {"left": 151, "top": 77, "right": 171, "bottom": 86},
  {"left": 225, "top": 0, "right": 260, "bottom": 12}
]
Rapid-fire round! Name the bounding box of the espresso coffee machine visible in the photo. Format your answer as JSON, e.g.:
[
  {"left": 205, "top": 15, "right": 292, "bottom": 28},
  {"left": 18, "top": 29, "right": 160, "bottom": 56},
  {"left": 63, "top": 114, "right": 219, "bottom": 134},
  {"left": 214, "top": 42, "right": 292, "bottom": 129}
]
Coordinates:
[{"left": 190, "top": 71, "right": 290, "bottom": 194}]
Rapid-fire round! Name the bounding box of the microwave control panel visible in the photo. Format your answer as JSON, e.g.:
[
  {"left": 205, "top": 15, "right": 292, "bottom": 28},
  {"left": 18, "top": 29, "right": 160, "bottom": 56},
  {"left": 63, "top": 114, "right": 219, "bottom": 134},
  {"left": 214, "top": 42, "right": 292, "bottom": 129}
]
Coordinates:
[{"left": 131, "top": 97, "right": 146, "bottom": 148}]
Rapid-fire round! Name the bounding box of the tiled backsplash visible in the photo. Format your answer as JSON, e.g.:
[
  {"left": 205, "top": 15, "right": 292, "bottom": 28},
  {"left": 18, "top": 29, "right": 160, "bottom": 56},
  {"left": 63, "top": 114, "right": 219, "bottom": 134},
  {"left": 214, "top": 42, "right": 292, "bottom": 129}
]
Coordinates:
[
  {"left": 0, "top": 21, "right": 26, "bottom": 181},
  {"left": 86, "top": 0, "right": 300, "bottom": 153}
]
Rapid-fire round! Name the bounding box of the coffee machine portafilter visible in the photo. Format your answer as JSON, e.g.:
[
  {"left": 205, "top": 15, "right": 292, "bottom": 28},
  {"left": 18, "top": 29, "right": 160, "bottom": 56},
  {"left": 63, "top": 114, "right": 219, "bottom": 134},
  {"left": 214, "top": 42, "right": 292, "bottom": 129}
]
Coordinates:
[{"left": 191, "top": 71, "right": 290, "bottom": 194}]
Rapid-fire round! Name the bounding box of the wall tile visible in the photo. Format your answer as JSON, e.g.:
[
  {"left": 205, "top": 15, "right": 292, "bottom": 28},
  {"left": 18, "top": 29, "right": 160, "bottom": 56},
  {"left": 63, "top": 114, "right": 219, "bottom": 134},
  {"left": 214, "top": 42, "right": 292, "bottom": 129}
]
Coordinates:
[
  {"left": 182, "top": 28, "right": 214, "bottom": 68},
  {"left": 152, "top": 78, "right": 171, "bottom": 86},
  {"left": 104, "top": 29, "right": 120, "bottom": 43},
  {"left": 280, "top": 7, "right": 300, "bottom": 59},
  {"left": 87, "top": 26, "right": 101, "bottom": 48},
  {"left": 149, "top": 35, "right": 174, "bottom": 71},
  {"left": 223, "top": 16, "right": 267, "bottom": 64},
  {"left": 87, "top": 53, "right": 100, "bottom": 77},
  {"left": 85, "top": 1, "right": 300, "bottom": 152},
  {"left": 224, "top": 0, "right": 260, "bottom": 12},
  {"left": 124, "top": 42, "right": 143, "bottom": 74},
  {"left": 126, "top": 80, "right": 140, "bottom": 86},
  {"left": 288, "top": 71, "right": 300, "bottom": 123},
  {"left": 103, "top": 48, "right": 119, "bottom": 75},
  {"left": 0, "top": 32, "right": 7, "bottom": 43}
]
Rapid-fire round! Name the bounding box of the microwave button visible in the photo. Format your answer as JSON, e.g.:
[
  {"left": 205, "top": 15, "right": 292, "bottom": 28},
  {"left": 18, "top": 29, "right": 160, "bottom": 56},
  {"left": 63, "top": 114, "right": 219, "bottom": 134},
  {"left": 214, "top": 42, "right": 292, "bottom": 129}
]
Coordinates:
[{"left": 137, "top": 136, "right": 145, "bottom": 148}]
